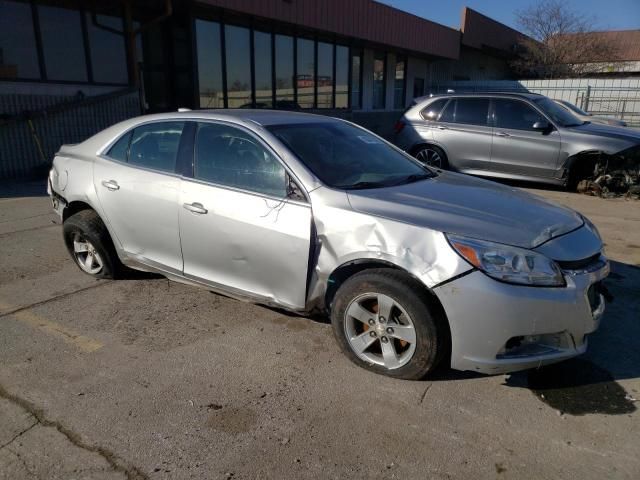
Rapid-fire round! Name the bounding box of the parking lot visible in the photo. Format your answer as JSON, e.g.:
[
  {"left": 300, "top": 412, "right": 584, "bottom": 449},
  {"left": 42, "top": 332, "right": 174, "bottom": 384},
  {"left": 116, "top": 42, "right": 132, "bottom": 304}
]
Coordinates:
[{"left": 0, "top": 181, "right": 639, "bottom": 480}]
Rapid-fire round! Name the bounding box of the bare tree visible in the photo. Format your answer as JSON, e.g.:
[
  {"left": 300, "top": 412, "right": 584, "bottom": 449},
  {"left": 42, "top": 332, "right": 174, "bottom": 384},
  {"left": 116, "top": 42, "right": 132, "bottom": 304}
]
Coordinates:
[{"left": 512, "top": 0, "right": 622, "bottom": 77}]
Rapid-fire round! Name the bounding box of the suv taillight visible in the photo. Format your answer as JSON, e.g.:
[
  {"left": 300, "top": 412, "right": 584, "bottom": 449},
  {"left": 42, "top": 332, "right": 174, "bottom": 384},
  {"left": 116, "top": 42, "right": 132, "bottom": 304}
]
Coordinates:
[{"left": 393, "top": 120, "right": 405, "bottom": 134}]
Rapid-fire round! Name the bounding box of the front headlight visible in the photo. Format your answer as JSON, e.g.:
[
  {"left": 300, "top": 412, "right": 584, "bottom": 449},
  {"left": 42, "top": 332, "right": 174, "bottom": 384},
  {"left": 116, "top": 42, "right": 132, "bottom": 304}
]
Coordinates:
[{"left": 446, "top": 234, "right": 565, "bottom": 287}]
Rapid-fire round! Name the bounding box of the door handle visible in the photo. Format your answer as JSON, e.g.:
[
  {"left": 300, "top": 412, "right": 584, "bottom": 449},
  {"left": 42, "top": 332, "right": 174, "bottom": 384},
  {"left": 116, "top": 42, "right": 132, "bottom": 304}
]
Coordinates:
[
  {"left": 183, "top": 202, "right": 208, "bottom": 214},
  {"left": 495, "top": 131, "right": 510, "bottom": 137},
  {"left": 101, "top": 180, "right": 120, "bottom": 191}
]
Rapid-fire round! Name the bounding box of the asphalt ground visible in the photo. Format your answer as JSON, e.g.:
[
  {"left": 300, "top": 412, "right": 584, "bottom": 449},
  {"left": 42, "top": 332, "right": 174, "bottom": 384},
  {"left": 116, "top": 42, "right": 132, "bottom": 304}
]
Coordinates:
[{"left": 0, "top": 180, "right": 639, "bottom": 480}]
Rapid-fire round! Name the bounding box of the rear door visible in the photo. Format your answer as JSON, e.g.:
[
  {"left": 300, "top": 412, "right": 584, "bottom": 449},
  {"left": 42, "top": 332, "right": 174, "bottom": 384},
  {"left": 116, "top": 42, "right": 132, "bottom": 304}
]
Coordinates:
[
  {"left": 178, "top": 121, "right": 312, "bottom": 309},
  {"left": 490, "top": 98, "right": 561, "bottom": 178},
  {"left": 431, "top": 97, "right": 493, "bottom": 171},
  {"left": 93, "top": 121, "right": 186, "bottom": 273}
]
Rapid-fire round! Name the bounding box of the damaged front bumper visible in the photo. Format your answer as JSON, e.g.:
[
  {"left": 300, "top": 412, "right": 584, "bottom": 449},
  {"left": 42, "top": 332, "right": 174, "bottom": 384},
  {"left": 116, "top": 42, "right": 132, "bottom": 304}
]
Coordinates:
[{"left": 434, "top": 255, "right": 609, "bottom": 375}]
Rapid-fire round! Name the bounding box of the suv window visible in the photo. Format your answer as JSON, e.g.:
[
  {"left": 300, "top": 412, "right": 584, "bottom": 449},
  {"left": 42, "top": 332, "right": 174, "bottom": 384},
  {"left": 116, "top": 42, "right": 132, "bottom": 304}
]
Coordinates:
[
  {"left": 421, "top": 98, "right": 448, "bottom": 120},
  {"left": 439, "top": 98, "right": 490, "bottom": 126},
  {"left": 194, "top": 122, "right": 287, "bottom": 198},
  {"left": 128, "top": 122, "right": 185, "bottom": 172},
  {"left": 494, "top": 99, "right": 545, "bottom": 131}
]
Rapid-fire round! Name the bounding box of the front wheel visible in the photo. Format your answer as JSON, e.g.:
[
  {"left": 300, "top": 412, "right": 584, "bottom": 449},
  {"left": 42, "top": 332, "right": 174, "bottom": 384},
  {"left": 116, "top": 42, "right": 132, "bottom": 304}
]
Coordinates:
[
  {"left": 413, "top": 145, "right": 448, "bottom": 170},
  {"left": 330, "top": 269, "right": 447, "bottom": 380}
]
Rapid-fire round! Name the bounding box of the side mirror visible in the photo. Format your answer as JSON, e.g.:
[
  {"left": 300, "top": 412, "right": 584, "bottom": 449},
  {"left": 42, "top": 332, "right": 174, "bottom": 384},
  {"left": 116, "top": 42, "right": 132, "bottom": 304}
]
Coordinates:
[{"left": 532, "top": 120, "right": 551, "bottom": 131}]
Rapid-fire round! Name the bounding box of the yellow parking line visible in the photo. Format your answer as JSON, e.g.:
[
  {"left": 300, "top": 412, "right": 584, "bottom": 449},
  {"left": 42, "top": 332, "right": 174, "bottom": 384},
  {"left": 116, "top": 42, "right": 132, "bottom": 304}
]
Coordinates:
[{"left": 0, "top": 301, "right": 103, "bottom": 353}]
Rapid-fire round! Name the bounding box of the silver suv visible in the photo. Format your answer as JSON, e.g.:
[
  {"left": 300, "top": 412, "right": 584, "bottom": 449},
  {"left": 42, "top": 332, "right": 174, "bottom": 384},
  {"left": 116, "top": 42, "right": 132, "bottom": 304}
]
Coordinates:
[
  {"left": 49, "top": 110, "right": 608, "bottom": 379},
  {"left": 394, "top": 93, "right": 640, "bottom": 187}
]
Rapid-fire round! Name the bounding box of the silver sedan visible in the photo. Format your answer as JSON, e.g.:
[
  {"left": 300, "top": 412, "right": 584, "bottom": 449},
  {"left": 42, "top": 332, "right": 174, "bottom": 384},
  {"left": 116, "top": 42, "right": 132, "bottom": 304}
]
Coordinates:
[{"left": 48, "top": 110, "right": 609, "bottom": 379}]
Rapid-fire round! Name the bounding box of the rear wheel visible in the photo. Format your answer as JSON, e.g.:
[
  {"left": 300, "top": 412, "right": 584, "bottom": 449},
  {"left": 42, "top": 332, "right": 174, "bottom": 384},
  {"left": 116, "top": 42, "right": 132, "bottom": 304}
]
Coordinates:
[
  {"left": 330, "top": 269, "right": 446, "bottom": 380},
  {"left": 413, "top": 145, "right": 448, "bottom": 170},
  {"left": 63, "top": 209, "right": 123, "bottom": 279}
]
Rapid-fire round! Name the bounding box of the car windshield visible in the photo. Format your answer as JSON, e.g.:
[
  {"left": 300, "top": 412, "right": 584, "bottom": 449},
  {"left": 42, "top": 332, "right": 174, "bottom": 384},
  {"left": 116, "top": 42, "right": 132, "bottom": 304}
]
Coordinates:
[
  {"left": 267, "top": 122, "right": 434, "bottom": 189},
  {"left": 534, "top": 97, "right": 585, "bottom": 127},
  {"left": 559, "top": 100, "right": 590, "bottom": 116}
]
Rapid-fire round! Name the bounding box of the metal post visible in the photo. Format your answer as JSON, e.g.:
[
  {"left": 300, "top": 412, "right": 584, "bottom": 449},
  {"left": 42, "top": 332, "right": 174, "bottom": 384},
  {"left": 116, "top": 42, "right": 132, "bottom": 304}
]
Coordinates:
[{"left": 584, "top": 85, "right": 591, "bottom": 112}]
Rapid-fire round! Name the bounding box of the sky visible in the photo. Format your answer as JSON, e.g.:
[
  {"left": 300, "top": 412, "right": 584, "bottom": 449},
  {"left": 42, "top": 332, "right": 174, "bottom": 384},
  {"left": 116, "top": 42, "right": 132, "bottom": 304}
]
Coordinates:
[{"left": 383, "top": 0, "right": 640, "bottom": 32}]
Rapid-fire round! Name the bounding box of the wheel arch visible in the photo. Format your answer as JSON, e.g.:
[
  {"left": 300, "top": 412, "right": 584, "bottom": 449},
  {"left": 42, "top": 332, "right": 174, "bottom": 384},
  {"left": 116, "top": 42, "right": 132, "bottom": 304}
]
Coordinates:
[
  {"left": 63, "top": 200, "right": 96, "bottom": 222},
  {"left": 325, "top": 259, "right": 452, "bottom": 354}
]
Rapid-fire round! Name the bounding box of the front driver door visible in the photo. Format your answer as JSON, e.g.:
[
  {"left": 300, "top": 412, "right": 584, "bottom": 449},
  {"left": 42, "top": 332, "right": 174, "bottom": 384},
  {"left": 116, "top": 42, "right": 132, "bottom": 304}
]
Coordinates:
[
  {"left": 179, "top": 121, "right": 312, "bottom": 310},
  {"left": 490, "top": 99, "right": 561, "bottom": 179}
]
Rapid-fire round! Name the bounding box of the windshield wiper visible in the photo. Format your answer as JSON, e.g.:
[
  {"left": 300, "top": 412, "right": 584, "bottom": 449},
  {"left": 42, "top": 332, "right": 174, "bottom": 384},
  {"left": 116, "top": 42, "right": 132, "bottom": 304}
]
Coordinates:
[
  {"left": 339, "top": 180, "right": 390, "bottom": 190},
  {"left": 391, "top": 173, "right": 434, "bottom": 186}
]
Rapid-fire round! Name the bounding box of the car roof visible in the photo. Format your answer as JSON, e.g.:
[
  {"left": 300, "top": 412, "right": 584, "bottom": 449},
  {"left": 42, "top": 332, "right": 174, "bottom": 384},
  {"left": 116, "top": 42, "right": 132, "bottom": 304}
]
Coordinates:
[
  {"left": 148, "top": 109, "right": 339, "bottom": 127},
  {"left": 417, "top": 91, "right": 544, "bottom": 102}
]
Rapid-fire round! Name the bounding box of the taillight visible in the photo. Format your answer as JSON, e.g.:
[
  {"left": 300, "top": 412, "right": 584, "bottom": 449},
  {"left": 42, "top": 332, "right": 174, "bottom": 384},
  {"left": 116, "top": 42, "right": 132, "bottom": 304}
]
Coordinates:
[{"left": 393, "top": 120, "right": 405, "bottom": 134}]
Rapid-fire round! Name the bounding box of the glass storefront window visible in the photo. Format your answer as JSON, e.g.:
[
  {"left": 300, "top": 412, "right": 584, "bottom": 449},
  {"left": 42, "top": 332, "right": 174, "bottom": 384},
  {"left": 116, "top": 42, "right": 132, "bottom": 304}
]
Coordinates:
[
  {"left": 373, "top": 52, "right": 386, "bottom": 110},
  {"left": 195, "top": 19, "right": 223, "bottom": 108},
  {"left": 254, "top": 31, "right": 272, "bottom": 108},
  {"left": 316, "top": 42, "right": 333, "bottom": 109},
  {"left": 296, "top": 38, "right": 315, "bottom": 109},
  {"left": 39, "top": 5, "right": 87, "bottom": 82},
  {"left": 0, "top": 0, "right": 40, "bottom": 79},
  {"left": 350, "top": 50, "right": 362, "bottom": 110},
  {"left": 394, "top": 55, "right": 406, "bottom": 109},
  {"left": 86, "top": 13, "right": 127, "bottom": 84},
  {"left": 225, "top": 25, "right": 251, "bottom": 108},
  {"left": 275, "top": 34, "right": 294, "bottom": 106},
  {"left": 335, "top": 46, "right": 349, "bottom": 109}
]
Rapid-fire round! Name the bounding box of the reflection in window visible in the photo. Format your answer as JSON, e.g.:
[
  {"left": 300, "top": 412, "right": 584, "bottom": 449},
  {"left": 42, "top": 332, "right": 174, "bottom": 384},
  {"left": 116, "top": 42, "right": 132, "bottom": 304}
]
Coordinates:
[
  {"left": 317, "top": 42, "right": 333, "bottom": 109},
  {"left": 196, "top": 20, "right": 223, "bottom": 108},
  {"left": 195, "top": 123, "right": 286, "bottom": 197},
  {"left": 335, "top": 46, "right": 349, "bottom": 109},
  {"left": 275, "top": 34, "right": 294, "bottom": 105},
  {"left": 86, "top": 13, "right": 127, "bottom": 84},
  {"left": 297, "top": 38, "right": 315, "bottom": 108},
  {"left": 254, "top": 31, "right": 272, "bottom": 108},
  {"left": 39, "top": 5, "right": 87, "bottom": 81},
  {"left": 0, "top": 0, "right": 40, "bottom": 79},
  {"left": 494, "top": 99, "right": 544, "bottom": 131},
  {"left": 373, "top": 52, "right": 386, "bottom": 109},
  {"left": 350, "top": 50, "right": 362, "bottom": 109},
  {"left": 129, "top": 122, "right": 185, "bottom": 172},
  {"left": 394, "top": 56, "right": 406, "bottom": 109},
  {"left": 225, "top": 25, "right": 251, "bottom": 108}
]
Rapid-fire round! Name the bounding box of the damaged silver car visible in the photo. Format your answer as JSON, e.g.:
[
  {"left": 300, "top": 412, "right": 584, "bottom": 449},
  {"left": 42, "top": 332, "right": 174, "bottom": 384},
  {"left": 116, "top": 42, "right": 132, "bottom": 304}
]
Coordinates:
[
  {"left": 394, "top": 92, "right": 640, "bottom": 189},
  {"left": 48, "top": 110, "right": 609, "bottom": 379}
]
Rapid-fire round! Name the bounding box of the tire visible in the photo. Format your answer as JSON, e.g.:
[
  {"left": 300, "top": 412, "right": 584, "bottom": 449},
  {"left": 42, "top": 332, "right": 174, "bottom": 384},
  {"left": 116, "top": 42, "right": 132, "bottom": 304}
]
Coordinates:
[
  {"left": 413, "top": 144, "right": 449, "bottom": 170},
  {"left": 330, "top": 268, "right": 447, "bottom": 380},
  {"left": 63, "top": 209, "right": 123, "bottom": 279}
]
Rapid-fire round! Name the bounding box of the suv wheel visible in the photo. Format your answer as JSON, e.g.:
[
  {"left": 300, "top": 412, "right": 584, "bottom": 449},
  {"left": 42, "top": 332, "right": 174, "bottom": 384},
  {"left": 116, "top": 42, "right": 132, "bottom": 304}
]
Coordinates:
[
  {"left": 414, "top": 145, "right": 448, "bottom": 170},
  {"left": 63, "top": 210, "right": 122, "bottom": 279},
  {"left": 331, "top": 269, "right": 446, "bottom": 380}
]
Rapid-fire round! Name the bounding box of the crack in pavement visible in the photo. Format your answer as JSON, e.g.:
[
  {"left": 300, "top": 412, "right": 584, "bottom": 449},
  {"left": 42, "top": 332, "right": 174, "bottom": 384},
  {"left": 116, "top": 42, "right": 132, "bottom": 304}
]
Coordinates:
[
  {"left": 0, "top": 419, "right": 38, "bottom": 450},
  {"left": 0, "top": 384, "right": 148, "bottom": 480},
  {"left": 0, "top": 281, "right": 112, "bottom": 319},
  {"left": 419, "top": 383, "right": 432, "bottom": 404},
  {"left": 0, "top": 223, "right": 58, "bottom": 238}
]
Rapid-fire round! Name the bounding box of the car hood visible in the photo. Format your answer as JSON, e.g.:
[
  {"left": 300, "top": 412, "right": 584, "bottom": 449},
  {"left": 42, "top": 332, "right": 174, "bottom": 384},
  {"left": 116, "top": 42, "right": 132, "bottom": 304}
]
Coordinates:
[
  {"left": 347, "top": 172, "right": 583, "bottom": 250},
  {"left": 566, "top": 122, "right": 640, "bottom": 143}
]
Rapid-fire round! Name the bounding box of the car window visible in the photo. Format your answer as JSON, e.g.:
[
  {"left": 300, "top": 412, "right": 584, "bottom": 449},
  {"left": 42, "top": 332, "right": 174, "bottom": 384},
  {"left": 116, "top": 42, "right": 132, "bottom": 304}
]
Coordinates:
[
  {"left": 106, "top": 131, "right": 132, "bottom": 162},
  {"left": 533, "top": 97, "right": 583, "bottom": 127},
  {"left": 268, "top": 121, "right": 431, "bottom": 190},
  {"left": 494, "top": 99, "right": 545, "bottom": 131},
  {"left": 128, "top": 122, "right": 185, "bottom": 173},
  {"left": 194, "top": 122, "right": 287, "bottom": 198},
  {"left": 421, "top": 99, "right": 448, "bottom": 120},
  {"left": 439, "top": 98, "right": 490, "bottom": 126}
]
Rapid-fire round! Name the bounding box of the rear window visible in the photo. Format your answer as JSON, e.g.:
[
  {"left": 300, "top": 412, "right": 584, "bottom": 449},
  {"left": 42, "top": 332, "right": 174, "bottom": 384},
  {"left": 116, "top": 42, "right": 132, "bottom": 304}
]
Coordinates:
[
  {"left": 106, "top": 131, "right": 132, "bottom": 162},
  {"left": 439, "top": 98, "right": 490, "bottom": 126},
  {"left": 420, "top": 98, "right": 448, "bottom": 120}
]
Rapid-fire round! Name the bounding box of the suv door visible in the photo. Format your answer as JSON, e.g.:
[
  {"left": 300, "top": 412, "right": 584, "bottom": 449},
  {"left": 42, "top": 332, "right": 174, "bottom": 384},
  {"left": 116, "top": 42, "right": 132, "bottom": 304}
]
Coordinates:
[
  {"left": 490, "top": 98, "right": 561, "bottom": 179},
  {"left": 431, "top": 97, "right": 492, "bottom": 171},
  {"left": 179, "top": 122, "right": 312, "bottom": 310},
  {"left": 93, "top": 121, "right": 186, "bottom": 273}
]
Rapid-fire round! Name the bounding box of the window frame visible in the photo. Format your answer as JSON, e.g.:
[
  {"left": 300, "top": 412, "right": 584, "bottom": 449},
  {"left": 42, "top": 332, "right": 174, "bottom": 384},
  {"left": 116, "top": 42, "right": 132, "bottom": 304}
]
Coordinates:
[{"left": 372, "top": 51, "right": 387, "bottom": 110}]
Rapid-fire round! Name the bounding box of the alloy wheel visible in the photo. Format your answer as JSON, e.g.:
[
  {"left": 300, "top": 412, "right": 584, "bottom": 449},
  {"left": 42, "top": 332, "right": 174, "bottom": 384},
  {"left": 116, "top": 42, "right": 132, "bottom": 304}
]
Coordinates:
[
  {"left": 416, "top": 147, "right": 443, "bottom": 168},
  {"left": 343, "top": 292, "right": 417, "bottom": 369},
  {"left": 73, "top": 235, "right": 104, "bottom": 275}
]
